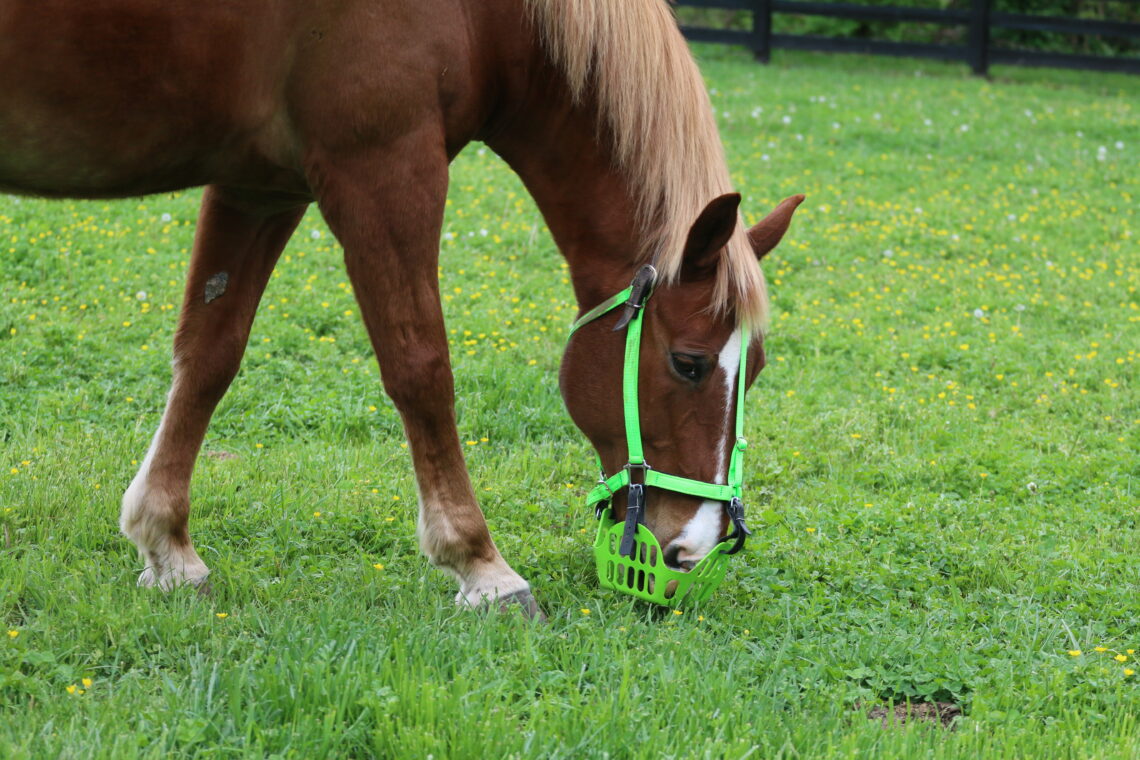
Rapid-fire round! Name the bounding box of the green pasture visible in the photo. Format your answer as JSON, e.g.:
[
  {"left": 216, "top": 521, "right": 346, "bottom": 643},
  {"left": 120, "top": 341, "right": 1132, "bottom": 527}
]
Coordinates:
[{"left": 2, "top": 47, "right": 1138, "bottom": 758}]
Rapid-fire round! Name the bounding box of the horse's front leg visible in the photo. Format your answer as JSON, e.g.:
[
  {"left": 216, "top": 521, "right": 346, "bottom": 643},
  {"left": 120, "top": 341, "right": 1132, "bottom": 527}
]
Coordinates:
[
  {"left": 312, "top": 138, "right": 539, "bottom": 617},
  {"left": 120, "top": 187, "right": 306, "bottom": 589}
]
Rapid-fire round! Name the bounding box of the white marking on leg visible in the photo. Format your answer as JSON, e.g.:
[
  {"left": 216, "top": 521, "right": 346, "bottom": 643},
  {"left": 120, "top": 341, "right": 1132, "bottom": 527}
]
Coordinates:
[
  {"left": 135, "top": 540, "right": 210, "bottom": 591},
  {"left": 414, "top": 490, "right": 529, "bottom": 606},
  {"left": 120, "top": 380, "right": 209, "bottom": 589},
  {"left": 120, "top": 407, "right": 168, "bottom": 546},
  {"left": 672, "top": 330, "right": 742, "bottom": 565}
]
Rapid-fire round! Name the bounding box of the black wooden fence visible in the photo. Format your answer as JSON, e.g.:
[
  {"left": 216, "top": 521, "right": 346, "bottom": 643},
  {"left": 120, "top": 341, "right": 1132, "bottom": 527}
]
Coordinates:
[{"left": 677, "top": 0, "right": 1140, "bottom": 75}]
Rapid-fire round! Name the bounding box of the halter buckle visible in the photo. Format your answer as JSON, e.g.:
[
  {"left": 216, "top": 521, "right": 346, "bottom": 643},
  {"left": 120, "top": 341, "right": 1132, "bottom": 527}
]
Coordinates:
[
  {"left": 618, "top": 483, "right": 645, "bottom": 557},
  {"left": 722, "top": 496, "right": 752, "bottom": 555},
  {"left": 612, "top": 265, "right": 658, "bottom": 331},
  {"left": 594, "top": 472, "right": 615, "bottom": 520}
]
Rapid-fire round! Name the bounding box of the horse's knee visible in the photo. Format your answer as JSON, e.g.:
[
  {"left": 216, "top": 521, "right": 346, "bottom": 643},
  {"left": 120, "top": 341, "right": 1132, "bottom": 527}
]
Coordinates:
[
  {"left": 380, "top": 343, "right": 453, "bottom": 414},
  {"left": 171, "top": 333, "right": 245, "bottom": 403}
]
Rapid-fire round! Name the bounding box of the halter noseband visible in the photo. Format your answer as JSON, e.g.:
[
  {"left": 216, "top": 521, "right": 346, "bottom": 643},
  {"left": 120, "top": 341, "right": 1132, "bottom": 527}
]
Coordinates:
[{"left": 567, "top": 264, "right": 753, "bottom": 563}]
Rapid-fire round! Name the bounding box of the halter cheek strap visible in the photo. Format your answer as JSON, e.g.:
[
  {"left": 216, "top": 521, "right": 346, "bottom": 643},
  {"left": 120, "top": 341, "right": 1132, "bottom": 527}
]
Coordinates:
[{"left": 568, "top": 264, "right": 752, "bottom": 559}]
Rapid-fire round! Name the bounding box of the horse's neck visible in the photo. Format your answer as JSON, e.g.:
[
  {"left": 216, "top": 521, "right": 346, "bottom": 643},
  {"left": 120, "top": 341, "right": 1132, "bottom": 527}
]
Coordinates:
[{"left": 481, "top": 66, "right": 644, "bottom": 312}]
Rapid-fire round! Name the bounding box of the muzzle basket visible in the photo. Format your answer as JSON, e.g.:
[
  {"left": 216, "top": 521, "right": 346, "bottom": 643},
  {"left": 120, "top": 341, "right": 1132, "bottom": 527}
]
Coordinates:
[{"left": 593, "top": 513, "right": 732, "bottom": 607}]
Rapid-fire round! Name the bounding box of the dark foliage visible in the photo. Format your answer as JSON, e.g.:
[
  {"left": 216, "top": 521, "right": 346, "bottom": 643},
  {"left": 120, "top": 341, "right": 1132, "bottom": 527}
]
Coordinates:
[{"left": 675, "top": 1, "right": 1140, "bottom": 58}]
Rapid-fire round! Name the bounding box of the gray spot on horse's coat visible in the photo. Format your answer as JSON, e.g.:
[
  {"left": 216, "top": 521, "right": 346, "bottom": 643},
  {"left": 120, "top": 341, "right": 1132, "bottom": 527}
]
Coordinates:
[{"left": 204, "top": 272, "right": 229, "bottom": 304}]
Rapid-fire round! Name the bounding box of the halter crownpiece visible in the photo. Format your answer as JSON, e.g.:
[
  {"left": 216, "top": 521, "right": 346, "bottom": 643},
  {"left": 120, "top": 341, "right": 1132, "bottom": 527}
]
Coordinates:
[
  {"left": 611, "top": 263, "right": 658, "bottom": 331},
  {"left": 568, "top": 264, "right": 754, "bottom": 607}
]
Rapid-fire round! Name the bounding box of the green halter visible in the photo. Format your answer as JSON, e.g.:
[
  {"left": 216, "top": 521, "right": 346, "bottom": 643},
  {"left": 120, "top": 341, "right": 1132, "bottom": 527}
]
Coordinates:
[{"left": 568, "top": 264, "right": 752, "bottom": 606}]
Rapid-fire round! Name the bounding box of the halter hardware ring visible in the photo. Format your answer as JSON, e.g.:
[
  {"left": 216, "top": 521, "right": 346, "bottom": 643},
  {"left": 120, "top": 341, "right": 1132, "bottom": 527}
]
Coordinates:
[
  {"left": 623, "top": 460, "right": 652, "bottom": 485},
  {"left": 594, "top": 472, "right": 615, "bottom": 519}
]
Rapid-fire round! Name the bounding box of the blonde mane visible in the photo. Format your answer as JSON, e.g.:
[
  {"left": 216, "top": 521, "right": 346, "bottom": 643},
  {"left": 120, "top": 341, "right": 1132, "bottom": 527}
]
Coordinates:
[{"left": 525, "top": 0, "right": 768, "bottom": 329}]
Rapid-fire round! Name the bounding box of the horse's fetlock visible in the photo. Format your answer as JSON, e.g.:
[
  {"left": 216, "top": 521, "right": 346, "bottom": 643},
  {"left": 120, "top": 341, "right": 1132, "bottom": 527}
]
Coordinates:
[{"left": 121, "top": 480, "right": 187, "bottom": 548}]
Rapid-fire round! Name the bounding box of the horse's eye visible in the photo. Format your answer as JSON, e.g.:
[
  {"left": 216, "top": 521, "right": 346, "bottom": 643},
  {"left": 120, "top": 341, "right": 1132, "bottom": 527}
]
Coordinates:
[{"left": 670, "top": 353, "right": 706, "bottom": 382}]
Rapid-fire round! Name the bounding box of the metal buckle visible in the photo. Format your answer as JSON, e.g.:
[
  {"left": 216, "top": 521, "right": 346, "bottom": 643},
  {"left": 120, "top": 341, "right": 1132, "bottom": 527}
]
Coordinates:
[
  {"left": 722, "top": 496, "right": 752, "bottom": 555},
  {"left": 594, "top": 472, "right": 615, "bottom": 520},
  {"left": 623, "top": 461, "right": 651, "bottom": 485},
  {"left": 619, "top": 483, "right": 645, "bottom": 557},
  {"left": 612, "top": 265, "right": 658, "bottom": 332}
]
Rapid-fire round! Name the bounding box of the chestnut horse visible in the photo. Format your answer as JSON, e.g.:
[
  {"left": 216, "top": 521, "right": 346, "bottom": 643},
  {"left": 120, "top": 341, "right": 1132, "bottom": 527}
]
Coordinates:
[{"left": 1, "top": 0, "right": 801, "bottom": 614}]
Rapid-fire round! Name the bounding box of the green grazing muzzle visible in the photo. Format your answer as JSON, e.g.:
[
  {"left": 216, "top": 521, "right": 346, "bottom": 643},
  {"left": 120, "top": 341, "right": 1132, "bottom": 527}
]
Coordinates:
[
  {"left": 568, "top": 264, "right": 753, "bottom": 607},
  {"left": 594, "top": 512, "right": 732, "bottom": 606}
]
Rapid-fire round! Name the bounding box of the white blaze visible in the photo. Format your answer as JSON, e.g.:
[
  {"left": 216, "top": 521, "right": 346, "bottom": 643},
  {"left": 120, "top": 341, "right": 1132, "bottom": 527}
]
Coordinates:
[{"left": 671, "top": 330, "right": 742, "bottom": 566}]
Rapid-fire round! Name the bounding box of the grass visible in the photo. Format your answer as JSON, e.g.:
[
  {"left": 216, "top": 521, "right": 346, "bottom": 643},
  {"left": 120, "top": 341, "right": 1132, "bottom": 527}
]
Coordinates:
[{"left": 1, "top": 47, "right": 1138, "bottom": 758}]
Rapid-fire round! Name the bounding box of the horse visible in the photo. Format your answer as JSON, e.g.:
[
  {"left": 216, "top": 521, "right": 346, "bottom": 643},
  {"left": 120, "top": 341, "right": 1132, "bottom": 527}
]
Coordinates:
[{"left": 0, "top": 0, "right": 802, "bottom": 615}]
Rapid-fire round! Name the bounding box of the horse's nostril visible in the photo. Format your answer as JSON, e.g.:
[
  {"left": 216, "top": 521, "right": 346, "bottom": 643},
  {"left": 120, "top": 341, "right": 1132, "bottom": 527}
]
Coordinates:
[{"left": 664, "top": 544, "right": 698, "bottom": 572}]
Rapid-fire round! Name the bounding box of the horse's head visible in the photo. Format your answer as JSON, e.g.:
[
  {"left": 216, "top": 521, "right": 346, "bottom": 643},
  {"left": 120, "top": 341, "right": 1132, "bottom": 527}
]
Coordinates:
[{"left": 561, "top": 193, "right": 803, "bottom": 575}]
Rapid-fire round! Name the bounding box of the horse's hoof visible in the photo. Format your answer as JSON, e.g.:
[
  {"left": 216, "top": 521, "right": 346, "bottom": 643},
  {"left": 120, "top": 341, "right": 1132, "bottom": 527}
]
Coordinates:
[
  {"left": 137, "top": 566, "right": 160, "bottom": 588},
  {"left": 496, "top": 588, "right": 548, "bottom": 622},
  {"left": 136, "top": 566, "right": 211, "bottom": 593}
]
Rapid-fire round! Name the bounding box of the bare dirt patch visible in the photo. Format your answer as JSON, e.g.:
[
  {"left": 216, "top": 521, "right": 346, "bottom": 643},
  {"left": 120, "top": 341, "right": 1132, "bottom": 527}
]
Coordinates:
[
  {"left": 865, "top": 701, "right": 961, "bottom": 729},
  {"left": 204, "top": 450, "right": 239, "bottom": 461}
]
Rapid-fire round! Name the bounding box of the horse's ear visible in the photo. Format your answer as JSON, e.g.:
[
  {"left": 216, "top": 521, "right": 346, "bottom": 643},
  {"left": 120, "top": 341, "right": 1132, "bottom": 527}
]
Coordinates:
[
  {"left": 747, "top": 194, "right": 805, "bottom": 261},
  {"left": 681, "top": 193, "right": 741, "bottom": 280}
]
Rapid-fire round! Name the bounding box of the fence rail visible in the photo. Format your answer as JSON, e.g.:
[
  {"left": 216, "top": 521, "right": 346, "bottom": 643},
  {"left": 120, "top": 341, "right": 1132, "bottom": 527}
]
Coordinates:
[{"left": 677, "top": 0, "right": 1140, "bottom": 75}]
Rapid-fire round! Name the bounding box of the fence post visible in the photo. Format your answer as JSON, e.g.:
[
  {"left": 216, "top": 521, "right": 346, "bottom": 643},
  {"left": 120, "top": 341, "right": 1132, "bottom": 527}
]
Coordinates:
[
  {"left": 752, "top": 0, "right": 772, "bottom": 63},
  {"left": 968, "top": 0, "right": 991, "bottom": 76}
]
